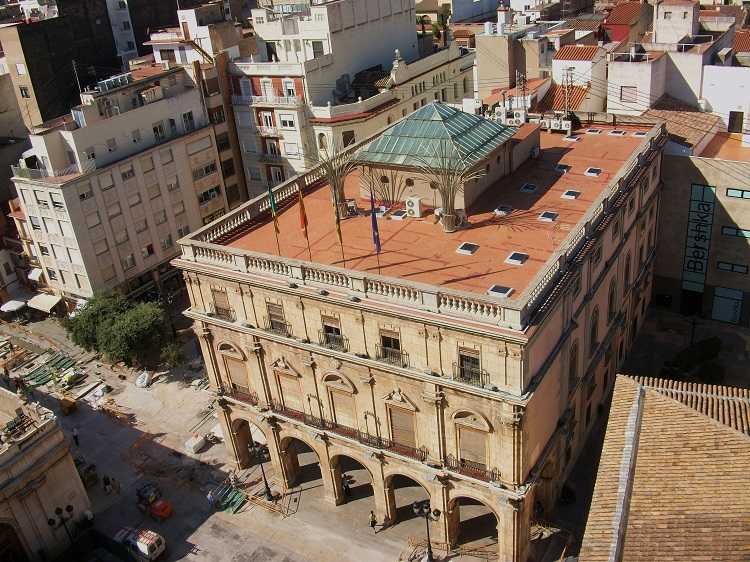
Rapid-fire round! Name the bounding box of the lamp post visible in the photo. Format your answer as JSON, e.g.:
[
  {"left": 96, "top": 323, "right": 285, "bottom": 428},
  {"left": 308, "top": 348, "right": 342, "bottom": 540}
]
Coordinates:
[
  {"left": 412, "top": 499, "right": 440, "bottom": 562},
  {"left": 47, "top": 505, "right": 75, "bottom": 546},
  {"left": 250, "top": 440, "right": 274, "bottom": 502}
]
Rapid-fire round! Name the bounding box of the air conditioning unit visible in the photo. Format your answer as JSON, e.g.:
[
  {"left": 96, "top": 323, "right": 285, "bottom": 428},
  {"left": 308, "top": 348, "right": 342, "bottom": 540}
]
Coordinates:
[
  {"left": 405, "top": 196, "right": 422, "bottom": 218},
  {"left": 550, "top": 120, "right": 562, "bottom": 130},
  {"left": 538, "top": 118, "right": 551, "bottom": 129},
  {"left": 560, "top": 120, "right": 572, "bottom": 133},
  {"left": 513, "top": 111, "right": 525, "bottom": 120}
]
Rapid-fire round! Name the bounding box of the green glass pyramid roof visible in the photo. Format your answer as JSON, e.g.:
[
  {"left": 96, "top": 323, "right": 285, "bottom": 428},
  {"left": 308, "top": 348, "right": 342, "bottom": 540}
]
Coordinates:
[{"left": 356, "top": 102, "right": 517, "bottom": 169}]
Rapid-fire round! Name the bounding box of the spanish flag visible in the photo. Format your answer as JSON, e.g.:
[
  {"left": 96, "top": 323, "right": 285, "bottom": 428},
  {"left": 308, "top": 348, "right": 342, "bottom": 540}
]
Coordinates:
[
  {"left": 267, "top": 184, "right": 280, "bottom": 235},
  {"left": 298, "top": 186, "right": 308, "bottom": 235}
]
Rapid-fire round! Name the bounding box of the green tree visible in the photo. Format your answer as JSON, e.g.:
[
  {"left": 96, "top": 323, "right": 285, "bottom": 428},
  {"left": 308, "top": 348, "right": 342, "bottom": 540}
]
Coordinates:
[
  {"left": 62, "top": 293, "right": 129, "bottom": 350},
  {"left": 160, "top": 341, "right": 185, "bottom": 369},
  {"left": 96, "top": 302, "right": 167, "bottom": 366}
]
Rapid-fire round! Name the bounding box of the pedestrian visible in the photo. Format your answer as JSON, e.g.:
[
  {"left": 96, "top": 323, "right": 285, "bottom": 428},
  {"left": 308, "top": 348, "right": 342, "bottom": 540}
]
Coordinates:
[
  {"left": 111, "top": 477, "right": 121, "bottom": 495},
  {"left": 207, "top": 490, "right": 214, "bottom": 510},
  {"left": 72, "top": 427, "right": 79, "bottom": 447},
  {"left": 102, "top": 475, "right": 112, "bottom": 495},
  {"left": 342, "top": 477, "right": 351, "bottom": 498},
  {"left": 369, "top": 510, "right": 377, "bottom": 533}
]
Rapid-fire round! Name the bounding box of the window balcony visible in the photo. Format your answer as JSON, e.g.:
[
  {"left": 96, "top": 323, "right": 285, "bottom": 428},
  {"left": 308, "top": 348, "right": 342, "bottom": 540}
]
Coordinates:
[
  {"left": 210, "top": 306, "right": 235, "bottom": 322},
  {"left": 227, "top": 387, "right": 259, "bottom": 406},
  {"left": 390, "top": 442, "right": 428, "bottom": 462},
  {"left": 258, "top": 152, "right": 284, "bottom": 163},
  {"left": 264, "top": 317, "right": 291, "bottom": 337},
  {"left": 257, "top": 126, "right": 281, "bottom": 137},
  {"left": 451, "top": 362, "right": 489, "bottom": 388},
  {"left": 232, "top": 94, "right": 304, "bottom": 107},
  {"left": 318, "top": 330, "right": 348, "bottom": 352},
  {"left": 445, "top": 454, "right": 500, "bottom": 483},
  {"left": 376, "top": 345, "right": 409, "bottom": 368}
]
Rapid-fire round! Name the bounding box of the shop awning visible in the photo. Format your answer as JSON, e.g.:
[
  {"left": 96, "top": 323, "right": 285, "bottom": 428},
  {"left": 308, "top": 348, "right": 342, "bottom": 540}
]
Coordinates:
[
  {"left": 0, "top": 300, "right": 26, "bottom": 313},
  {"left": 27, "top": 293, "right": 62, "bottom": 313},
  {"left": 27, "top": 268, "right": 43, "bottom": 282}
]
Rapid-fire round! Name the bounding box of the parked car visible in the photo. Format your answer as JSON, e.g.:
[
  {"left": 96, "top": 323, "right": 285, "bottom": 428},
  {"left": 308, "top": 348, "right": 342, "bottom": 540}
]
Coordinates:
[{"left": 113, "top": 527, "right": 166, "bottom": 561}]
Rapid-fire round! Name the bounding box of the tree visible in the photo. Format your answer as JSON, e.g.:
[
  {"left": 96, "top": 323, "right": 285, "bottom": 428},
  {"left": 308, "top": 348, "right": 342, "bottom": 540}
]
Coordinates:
[
  {"left": 359, "top": 166, "right": 408, "bottom": 208},
  {"left": 96, "top": 302, "right": 167, "bottom": 366},
  {"left": 413, "top": 142, "right": 485, "bottom": 232},
  {"left": 63, "top": 293, "right": 129, "bottom": 350},
  {"left": 160, "top": 341, "right": 185, "bottom": 369}
]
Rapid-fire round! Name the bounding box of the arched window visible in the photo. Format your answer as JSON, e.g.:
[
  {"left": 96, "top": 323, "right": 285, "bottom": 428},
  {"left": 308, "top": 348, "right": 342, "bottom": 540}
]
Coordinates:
[
  {"left": 568, "top": 340, "right": 578, "bottom": 390},
  {"left": 589, "top": 307, "right": 599, "bottom": 357},
  {"left": 405, "top": 178, "right": 414, "bottom": 187},
  {"left": 624, "top": 252, "right": 632, "bottom": 289},
  {"left": 317, "top": 133, "right": 327, "bottom": 150},
  {"left": 453, "top": 410, "right": 491, "bottom": 468},
  {"left": 607, "top": 280, "right": 617, "bottom": 323},
  {"left": 380, "top": 175, "right": 389, "bottom": 184}
]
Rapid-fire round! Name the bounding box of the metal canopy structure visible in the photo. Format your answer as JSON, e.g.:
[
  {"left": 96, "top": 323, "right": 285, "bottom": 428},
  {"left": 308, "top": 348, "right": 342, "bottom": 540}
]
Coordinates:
[
  {"left": 356, "top": 102, "right": 517, "bottom": 169},
  {"left": 26, "top": 293, "right": 61, "bottom": 313}
]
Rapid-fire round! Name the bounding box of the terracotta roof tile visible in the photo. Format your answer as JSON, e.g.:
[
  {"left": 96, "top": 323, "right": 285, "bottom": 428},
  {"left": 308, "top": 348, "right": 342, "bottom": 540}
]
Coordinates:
[
  {"left": 563, "top": 18, "right": 604, "bottom": 31},
  {"left": 604, "top": 2, "right": 646, "bottom": 25},
  {"left": 532, "top": 83, "right": 589, "bottom": 112},
  {"left": 580, "top": 376, "right": 750, "bottom": 562},
  {"left": 735, "top": 30, "right": 750, "bottom": 53},
  {"left": 644, "top": 95, "right": 721, "bottom": 149},
  {"left": 553, "top": 44, "right": 600, "bottom": 61}
]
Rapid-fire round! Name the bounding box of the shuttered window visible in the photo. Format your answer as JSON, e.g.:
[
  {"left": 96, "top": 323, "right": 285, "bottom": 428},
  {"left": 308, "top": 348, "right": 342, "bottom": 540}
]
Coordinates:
[
  {"left": 212, "top": 289, "right": 231, "bottom": 315},
  {"left": 278, "top": 374, "right": 302, "bottom": 412},
  {"left": 330, "top": 390, "right": 356, "bottom": 429},
  {"left": 225, "top": 357, "right": 248, "bottom": 392},
  {"left": 458, "top": 426, "right": 487, "bottom": 466},
  {"left": 389, "top": 407, "right": 416, "bottom": 448}
]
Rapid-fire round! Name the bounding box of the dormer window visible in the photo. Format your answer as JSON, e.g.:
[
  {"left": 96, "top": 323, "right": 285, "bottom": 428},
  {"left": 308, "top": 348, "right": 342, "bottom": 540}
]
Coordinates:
[{"left": 505, "top": 252, "right": 528, "bottom": 265}]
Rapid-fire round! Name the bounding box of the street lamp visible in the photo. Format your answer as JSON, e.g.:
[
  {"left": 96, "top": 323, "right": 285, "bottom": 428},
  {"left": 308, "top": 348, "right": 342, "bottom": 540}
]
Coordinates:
[
  {"left": 412, "top": 499, "right": 440, "bottom": 562},
  {"left": 250, "top": 440, "right": 274, "bottom": 502},
  {"left": 47, "top": 505, "right": 75, "bottom": 545}
]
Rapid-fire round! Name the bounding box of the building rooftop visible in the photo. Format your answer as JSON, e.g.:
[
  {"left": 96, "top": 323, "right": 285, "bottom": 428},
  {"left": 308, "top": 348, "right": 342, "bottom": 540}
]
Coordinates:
[
  {"left": 483, "top": 78, "right": 550, "bottom": 107},
  {"left": 221, "top": 122, "right": 652, "bottom": 298},
  {"left": 643, "top": 94, "right": 721, "bottom": 151},
  {"left": 0, "top": 388, "right": 55, "bottom": 456},
  {"left": 579, "top": 375, "right": 750, "bottom": 562},
  {"left": 532, "top": 83, "right": 590, "bottom": 112},
  {"left": 356, "top": 103, "right": 518, "bottom": 168},
  {"left": 700, "top": 132, "right": 750, "bottom": 161},
  {"left": 553, "top": 44, "right": 600, "bottom": 61},
  {"left": 604, "top": 2, "right": 645, "bottom": 26}
]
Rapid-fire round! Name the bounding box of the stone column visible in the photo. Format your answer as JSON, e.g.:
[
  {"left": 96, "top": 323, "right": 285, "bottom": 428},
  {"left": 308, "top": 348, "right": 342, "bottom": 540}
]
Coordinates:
[
  {"left": 313, "top": 432, "right": 342, "bottom": 507},
  {"left": 369, "top": 452, "right": 391, "bottom": 524},
  {"left": 497, "top": 497, "right": 524, "bottom": 562},
  {"left": 217, "top": 401, "right": 243, "bottom": 468},
  {"left": 194, "top": 324, "right": 223, "bottom": 391},
  {"left": 245, "top": 339, "right": 271, "bottom": 407},
  {"left": 420, "top": 388, "right": 446, "bottom": 464},
  {"left": 433, "top": 473, "right": 452, "bottom": 547}
]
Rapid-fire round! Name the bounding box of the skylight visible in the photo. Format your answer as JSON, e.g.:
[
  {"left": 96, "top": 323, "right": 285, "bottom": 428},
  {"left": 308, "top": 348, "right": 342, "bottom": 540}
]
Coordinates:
[
  {"left": 487, "top": 285, "right": 514, "bottom": 298},
  {"left": 633, "top": 131, "right": 648, "bottom": 137},
  {"left": 391, "top": 209, "right": 408, "bottom": 220},
  {"left": 520, "top": 183, "right": 537, "bottom": 193},
  {"left": 493, "top": 205, "right": 513, "bottom": 216},
  {"left": 586, "top": 128, "right": 602, "bottom": 135},
  {"left": 609, "top": 130, "right": 626, "bottom": 136},
  {"left": 456, "top": 242, "right": 480, "bottom": 255},
  {"left": 563, "top": 135, "right": 580, "bottom": 142},
  {"left": 538, "top": 211, "right": 559, "bottom": 222},
  {"left": 555, "top": 164, "right": 571, "bottom": 174},
  {"left": 505, "top": 252, "right": 528, "bottom": 265},
  {"left": 562, "top": 189, "right": 581, "bottom": 200},
  {"left": 585, "top": 167, "right": 602, "bottom": 177}
]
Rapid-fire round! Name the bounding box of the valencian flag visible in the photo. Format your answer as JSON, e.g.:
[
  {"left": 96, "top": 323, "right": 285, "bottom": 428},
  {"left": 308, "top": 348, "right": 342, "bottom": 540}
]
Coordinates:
[
  {"left": 369, "top": 190, "right": 381, "bottom": 254},
  {"left": 267, "top": 183, "right": 280, "bottom": 234}
]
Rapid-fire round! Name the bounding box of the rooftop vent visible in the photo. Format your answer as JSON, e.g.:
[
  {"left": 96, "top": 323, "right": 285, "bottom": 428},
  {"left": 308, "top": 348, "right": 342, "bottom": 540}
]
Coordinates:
[
  {"left": 609, "top": 130, "right": 626, "bottom": 136},
  {"left": 562, "top": 189, "right": 581, "bottom": 200},
  {"left": 505, "top": 252, "right": 528, "bottom": 265},
  {"left": 586, "top": 128, "right": 602, "bottom": 135},
  {"left": 520, "top": 183, "right": 537, "bottom": 193},
  {"left": 487, "top": 285, "right": 514, "bottom": 298},
  {"left": 585, "top": 167, "right": 602, "bottom": 177},
  {"left": 563, "top": 135, "right": 580, "bottom": 142},
  {"left": 493, "top": 205, "right": 513, "bottom": 216},
  {"left": 456, "top": 242, "right": 480, "bottom": 255},
  {"left": 633, "top": 131, "right": 648, "bottom": 137},
  {"left": 555, "top": 164, "right": 571, "bottom": 174},
  {"left": 538, "top": 211, "right": 558, "bottom": 222}
]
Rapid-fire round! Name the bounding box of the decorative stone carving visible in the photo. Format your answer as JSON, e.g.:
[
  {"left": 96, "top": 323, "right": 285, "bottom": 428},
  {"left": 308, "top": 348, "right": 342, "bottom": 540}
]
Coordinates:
[
  {"left": 420, "top": 391, "right": 445, "bottom": 406},
  {"left": 383, "top": 389, "right": 417, "bottom": 411}
]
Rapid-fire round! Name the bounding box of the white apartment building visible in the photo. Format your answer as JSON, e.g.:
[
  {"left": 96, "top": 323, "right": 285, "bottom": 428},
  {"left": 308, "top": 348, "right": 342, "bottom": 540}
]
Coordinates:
[
  {"left": 10, "top": 66, "right": 230, "bottom": 300},
  {"left": 104, "top": 0, "right": 138, "bottom": 64}
]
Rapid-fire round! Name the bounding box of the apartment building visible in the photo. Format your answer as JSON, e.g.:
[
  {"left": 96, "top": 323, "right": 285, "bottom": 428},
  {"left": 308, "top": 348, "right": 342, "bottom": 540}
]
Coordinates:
[
  {"left": 230, "top": 0, "right": 419, "bottom": 195},
  {"left": 174, "top": 103, "right": 667, "bottom": 561},
  {"left": 104, "top": 0, "right": 138, "bottom": 64},
  {"left": 0, "top": 387, "right": 91, "bottom": 561},
  {"left": 232, "top": 41, "right": 476, "bottom": 196},
  {"left": 9, "top": 65, "right": 231, "bottom": 301}
]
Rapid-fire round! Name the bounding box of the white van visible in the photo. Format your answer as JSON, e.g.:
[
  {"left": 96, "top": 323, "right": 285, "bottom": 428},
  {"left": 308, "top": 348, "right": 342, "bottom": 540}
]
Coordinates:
[{"left": 114, "top": 527, "right": 166, "bottom": 561}]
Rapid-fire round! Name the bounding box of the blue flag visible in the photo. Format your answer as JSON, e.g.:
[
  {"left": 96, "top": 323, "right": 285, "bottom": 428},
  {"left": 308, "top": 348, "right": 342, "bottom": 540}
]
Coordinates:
[{"left": 369, "top": 190, "right": 381, "bottom": 254}]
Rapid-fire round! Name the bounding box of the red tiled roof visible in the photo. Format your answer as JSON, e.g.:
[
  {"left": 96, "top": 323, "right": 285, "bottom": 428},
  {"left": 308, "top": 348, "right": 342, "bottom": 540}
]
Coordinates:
[
  {"left": 735, "top": 30, "right": 750, "bottom": 52},
  {"left": 553, "top": 44, "right": 600, "bottom": 61},
  {"left": 533, "top": 83, "right": 589, "bottom": 112},
  {"left": 604, "top": 1, "right": 645, "bottom": 25},
  {"left": 483, "top": 77, "right": 550, "bottom": 106},
  {"left": 564, "top": 18, "right": 604, "bottom": 31}
]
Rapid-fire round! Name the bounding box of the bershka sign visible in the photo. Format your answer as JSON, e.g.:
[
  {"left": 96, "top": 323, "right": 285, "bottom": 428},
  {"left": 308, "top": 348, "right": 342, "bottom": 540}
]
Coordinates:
[{"left": 681, "top": 184, "right": 716, "bottom": 293}]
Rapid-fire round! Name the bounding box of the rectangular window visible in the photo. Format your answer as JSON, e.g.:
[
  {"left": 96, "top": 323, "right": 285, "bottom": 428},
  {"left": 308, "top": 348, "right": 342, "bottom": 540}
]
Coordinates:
[
  {"left": 266, "top": 303, "right": 288, "bottom": 335},
  {"left": 134, "top": 218, "right": 148, "bottom": 233},
  {"left": 50, "top": 193, "right": 64, "bottom": 209},
  {"left": 209, "top": 106, "right": 226, "bottom": 125},
  {"left": 342, "top": 131, "right": 355, "bottom": 146},
  {"left": 34, "top": 191, "right": 49, "bottom": 208},
  {"left": 320, "top": 316, "right": 345, "bottom": 351},
  {"left": 122, "top": 253, "right": 136, "bottom": 270},
  {"left": 620, "top": 86, "right": 637, "bottom": 103},
  {"left": 221, "top": 158, "right": 235, "bottom": 178},
  {"left": 456, "top": 348, "right": 482, "bottom": 386},
  {"left": 141, "top": 156, "right": 154, "bottom": 172},
  {"left": 198, "top": 186, "right": 221, "bottom": 205},
  {"left": 664, "top": 11, "right": 672, "bottom": 19},
  {"left": 141, "top": 244, "right": 155, "bottom": 258},
  {"left": 29, "top": 216, "right": 41, "bottom": 230},
  {"left": 85, "top": 211, "right": 101, "bottom": 228},
  {"left": 726, "top": 188, "right": 750, "bottom": 199},
  {"left": 717, "top": 261, "right": 748, "bottom": 274},
  {"left": 592, "top": 242, "right": 603, "bottom": 265},
  {"left": 378, "top": 329, "right": 405, "bottom": 366},
  {"left": 127, "top": 192, "right": 141, "bottom": 207},
  {"left": 389, "top": 406, "right": 416, "bottom": 448},
  {"left": 154, "top": 210, "right": 167, "bottom": 225},
  {"left": 160, "top": 148, "right": 173, "bottom": 164},
  {"left": 160, "top": 235, "right": 173, "bottom": 250},
  {"left": 182, "top": 111, "right": 195, "bottom": 132},
  {"left": 284, "top": 142, "right": 299, "bottom": 156},
  {"left": 15, "top": 63, "right": 26, "bottom": 75},
  {"left": 19, "top": 86, "right": 30, "bottom": 99},
  {"left": 192, "top": 162, "right": 218, "bottom": 180},
  {"left": 458, "top": 426, "right": 487, "bottom": 467},
  {"left": 147, "top": 184, "right": 161, "bottom": 200},
  {"left": 311, "top": 41, "right": 324, "bottom": 59},
  {"left": 279, "top": 114, "right": 295, "bottom": 128},
  {"left": 39, "top": 245, "right": 49, "bottom": 256},
  {"left": 173, "top": 201, "right": 185, "bottom": 215},
  {"left": 107, "top": 202, "right": 122, "bottom": 218},
  {"left": 215, "top": 132, "right": 230, "bottom": 152},
  {"left": 121, "top": 167, "right": 135, "bottom": 181}
]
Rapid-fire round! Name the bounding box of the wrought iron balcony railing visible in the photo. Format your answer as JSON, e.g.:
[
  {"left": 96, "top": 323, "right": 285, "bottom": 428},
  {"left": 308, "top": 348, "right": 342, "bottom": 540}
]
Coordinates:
[
  {"left": 376, "top": 345, "right": 409, "bottom": 368},
  {"left": 318, "top": 330, "right": 348, "bottom": 352},
  {"left": 445, "top": 454, "right": 500, "bottom": 483},
  {"left": 451, "top": 362, "right": 488, "bottom": 388},
  {"left": 264, "top": 317, "right": 291, "bottom": 337},
  {"left": 212, "top": 306, "right": 235, "bottom": 322}
]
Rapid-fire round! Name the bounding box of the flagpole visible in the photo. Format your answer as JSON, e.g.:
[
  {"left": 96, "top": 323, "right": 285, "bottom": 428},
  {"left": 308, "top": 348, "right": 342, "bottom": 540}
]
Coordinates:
[
  {"left": 274, "top": 230, "right": 281, "bottom": 256},
  {"left": 297, "top": 184, "right": 313, "bottom": 261}
]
